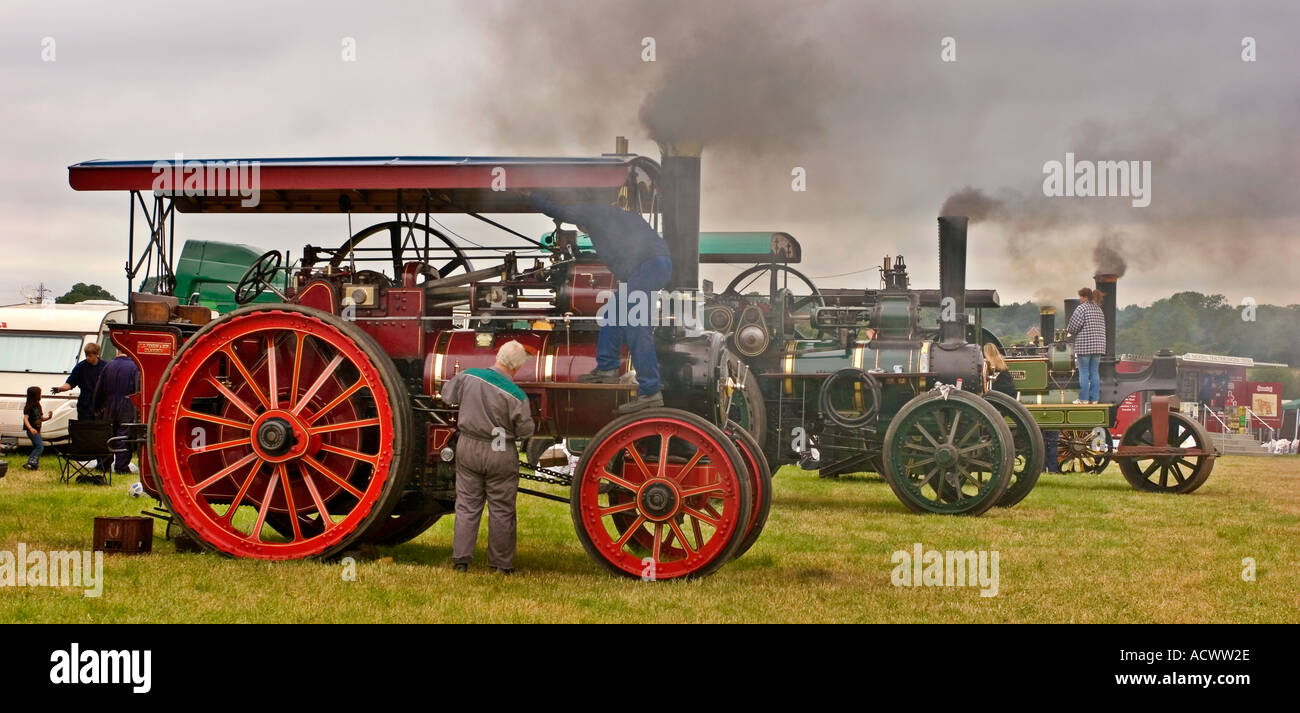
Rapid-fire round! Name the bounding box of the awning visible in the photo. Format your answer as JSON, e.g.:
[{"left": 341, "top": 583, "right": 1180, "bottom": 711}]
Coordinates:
[{"left": 68, "top": 155, "right": 649, "bottom": 214}]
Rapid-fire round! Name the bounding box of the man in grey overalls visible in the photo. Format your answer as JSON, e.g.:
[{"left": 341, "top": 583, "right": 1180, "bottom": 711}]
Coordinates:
[{"left": 441, "top": 341, "right": 535, "bottom": 574}]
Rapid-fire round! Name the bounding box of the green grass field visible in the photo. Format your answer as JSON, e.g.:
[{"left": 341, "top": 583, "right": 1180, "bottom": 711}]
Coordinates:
[{"left": 2, "top": 450, "right": 1297, "bottom": 623}]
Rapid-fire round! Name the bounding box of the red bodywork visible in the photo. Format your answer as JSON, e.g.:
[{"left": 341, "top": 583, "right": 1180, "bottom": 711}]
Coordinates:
[{"left": 85, "top": 155, "right": 654, "bottom": 499}]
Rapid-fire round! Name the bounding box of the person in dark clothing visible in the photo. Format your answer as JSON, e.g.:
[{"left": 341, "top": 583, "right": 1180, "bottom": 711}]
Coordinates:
[
  {"left": 51, "top": 342, "right": 106, "bottom": 421},
  {"left": 529, "top": 191, "right": 672, "bottom": 414},
  {"left": 982, "top": 342, "right": 1017, "bottom": 397},
  {"left": 22, "top": 386, "right": 52, "bottom": 470},
  {"left": 1043, "top": 430, "right": 1060, "bottom": 472},
  {"left": 92, "top": 355, "right": 140, "bottom": 473}
]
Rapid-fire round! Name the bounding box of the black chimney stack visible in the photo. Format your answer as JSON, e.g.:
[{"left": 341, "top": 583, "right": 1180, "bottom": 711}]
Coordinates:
[
  {"left": 1093, "top": 273, "right": 1118, "bottom": 360},
  {"left": 1064, "top": 298, "right": 1080, "bottom": 329},
  {"left": 1039, "top": 307, "right": 1056, "bottom": 345},
  {"left": 659, "top": 144, "right": 701, "bottom": 291},
  {"left": 937, "top": 216, "right": 968, "bottom": 344}
]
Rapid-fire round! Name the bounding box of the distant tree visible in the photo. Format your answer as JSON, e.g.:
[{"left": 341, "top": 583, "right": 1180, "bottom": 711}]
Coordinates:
[{"left": 55, "top": 283, "right": 119, "bottom": 304}]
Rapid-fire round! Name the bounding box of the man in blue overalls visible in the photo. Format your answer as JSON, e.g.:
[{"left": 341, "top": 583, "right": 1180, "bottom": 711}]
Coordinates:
[
  {"left": 92, "top": 354, "right": 139, "bottom": 474},
  {"left": 530, "top": 192, "right": 672, "bottom": 414}
]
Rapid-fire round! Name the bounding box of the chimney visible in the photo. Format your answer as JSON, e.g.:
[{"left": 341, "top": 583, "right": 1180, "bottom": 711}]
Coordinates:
[
  {"left": 1064, "top": 298, "right": 1081, "bottom": 330},
  {"left": 1093, "top": 273, "right": 1118, "bottom": 360},
  {"left": 659, "top": 143, "right": 702, "bottom": 291},
  {"left": 1039, "top": 307, "right": 1056, "bottom": 345},
  {"left": 937, "top": 216, "right": 968, "bottom": 344}
]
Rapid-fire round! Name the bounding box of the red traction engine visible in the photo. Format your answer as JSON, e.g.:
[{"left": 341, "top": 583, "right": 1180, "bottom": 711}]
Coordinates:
[{"left": 71, "top": 150, "right": 769, "bottom": 579}]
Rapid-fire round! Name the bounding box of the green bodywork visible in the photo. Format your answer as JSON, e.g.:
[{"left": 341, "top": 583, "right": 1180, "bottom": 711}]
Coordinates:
[
  {"left": 1022, "top": 403, "right": 1111, "bottom": 429},
  {"left": 1006, "top": 358, "right": 1050, "bottom": 392},
  {"left": 174, "top": 241, "right": 288, "bottom": 313}
]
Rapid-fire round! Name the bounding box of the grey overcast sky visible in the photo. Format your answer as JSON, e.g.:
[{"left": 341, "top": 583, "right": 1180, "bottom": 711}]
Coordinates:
[{"left": 2, "top": 0, "right": 1296, "bottom": 307}]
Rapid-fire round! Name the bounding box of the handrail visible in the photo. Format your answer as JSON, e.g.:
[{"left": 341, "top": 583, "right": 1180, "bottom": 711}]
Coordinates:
[
  {"left": 1199, "top": 403, "right": 1232, "bottom": 451},
  {"left": 1242, "top": 406, "right": 1276, "bottom": 441}
]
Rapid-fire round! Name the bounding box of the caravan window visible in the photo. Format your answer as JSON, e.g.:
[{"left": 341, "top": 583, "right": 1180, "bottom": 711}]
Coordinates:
[{"left": 0, "top": 333, "right": 84, "bottom": 374}]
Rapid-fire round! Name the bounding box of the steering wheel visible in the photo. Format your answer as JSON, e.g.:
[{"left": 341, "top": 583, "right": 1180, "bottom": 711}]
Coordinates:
[{"left": 234, "top": 250, "right": 283, "bottom": 305}]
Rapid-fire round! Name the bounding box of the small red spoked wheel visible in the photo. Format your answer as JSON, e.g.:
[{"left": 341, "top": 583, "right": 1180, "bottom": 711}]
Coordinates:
[
  {"left": 571, "top": 408, "right": 752, "bottom": 580},
  {"left": 724, "top": 420, "right": 772, "bottom": 560},
  {"left": 149, "top": 304, "right": 412, "bottom": 560}
]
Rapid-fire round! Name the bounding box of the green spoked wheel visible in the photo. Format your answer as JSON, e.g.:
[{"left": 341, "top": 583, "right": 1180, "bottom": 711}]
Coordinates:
[
  {"left": 723, "top": 352, "right": 767, "bottom": 452},
  {"left": 984, "top": 391, "right": 1045, "bottom": 508},
  {"left": 881, "top": 389, "right": 1014, "bottom": 516},
  {"left": 1117, "top": 412, "right": 1215, "bottom": 494}
]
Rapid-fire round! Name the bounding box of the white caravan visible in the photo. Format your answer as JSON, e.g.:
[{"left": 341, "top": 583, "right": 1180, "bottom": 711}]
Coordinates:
[{"left": 0, "top": 301, "right": 127, "bottom": 445}]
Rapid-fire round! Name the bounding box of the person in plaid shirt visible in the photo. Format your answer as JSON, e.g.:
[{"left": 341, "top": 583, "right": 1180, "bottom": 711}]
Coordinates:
[{"left": 1066, "top": 287, "right": 1107, "bottom": 403}]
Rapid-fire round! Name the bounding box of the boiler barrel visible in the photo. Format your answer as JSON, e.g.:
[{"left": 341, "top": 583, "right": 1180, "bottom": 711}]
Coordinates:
[{"left": 426, "top": 330, "right": 628, "bottom": 437}]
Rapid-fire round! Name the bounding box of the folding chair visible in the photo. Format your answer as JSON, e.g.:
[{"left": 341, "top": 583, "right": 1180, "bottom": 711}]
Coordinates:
[{"left": 54, "top": 420, "right": 114, "bottom": 485}]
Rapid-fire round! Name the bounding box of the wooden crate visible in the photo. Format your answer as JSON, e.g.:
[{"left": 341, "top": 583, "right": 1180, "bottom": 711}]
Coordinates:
[{"left": 93, "top": 516, "right": 153, "bottom": 554}]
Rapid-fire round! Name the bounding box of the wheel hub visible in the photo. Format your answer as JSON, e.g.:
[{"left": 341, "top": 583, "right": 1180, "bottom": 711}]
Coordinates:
[
  {"left": 935, "top": 444, "right": 958, "bottom": 467},
  {"left": 256, "top": 418, "right": 294, "bottom": 455},
  {"left": 250, "top": 410, "right": 310, "bottom": 462},
  {"left": 638, "top": 480, "right": 679, "bottom": 521}
]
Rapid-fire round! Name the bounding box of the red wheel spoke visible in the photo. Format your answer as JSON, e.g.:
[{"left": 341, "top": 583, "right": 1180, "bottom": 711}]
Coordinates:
[
  {"left": 598, "top": 501, "right": 638, "bottom": 518},
  {"left": 690, "top": 516, "right": 704, "bottom": 550},
  {"left": 179, "top": 407, "right": 252, "bottom": 431},
  {"left": 252, "top": 471, "right": 280, "bottom": 541},
  {"left": 310, "top": 417, "right": 381, "bottom": 435},
  {"left": 681, "top": 505, "right": 720, "bottom": 527},
  {"left": 222, "top": 345, "right": 272, "bottom": 411},
  {"left": 191, "top": 452, "right": 260, "bottom": 494},
  {"left": 303, "top": 379, "right": 365, "bottom": 426},
  {"left": 669, "top": 519, "right": 695, "bottom": 556},
  {"left": 613, "top": 515, "right": 646, "bottom": 550},
  {"left": 299, "top": 463, "right": 336, "bottom": 530},
  {"left": 680, "top": 482, "right": 724, "bottom": 498},
  {"left": 222, "top": 461, "right": 263, "bottom": 522},
  {"left": 601, "top": 471, "right": 640, "bottom": 493},
  {"left": 318, "top": 443, "right": 379, "bottom": 467},
  {"left": 302, "top": 454, "right": 365, "bottom": 498},
  {"left": 290, "top": 332, "right": 306, "bottom": 407},
  {"left": 652, "top": 523, "right": 663, "bottom": 562},
  {"left": 206, "top": 377, "right": 260, "bottom": 421},
  {"left": 190, "top": 436, "right": 253, "bottom": 455},
  {"left": 623, "top": 445, "right": 653, "bottom": 483},
  {"left": 276, "top": 464, "right": 302, "bottom": 541},
  {"left": 266, "top": 336, "right": 280, "bottom": 409},
  {"left": 670, "top": 450, "right": 705, "bottom": 483},
  {"left": 292, "top": 354, "right": 345, "bottom": 416},
  {"left": 656, "top": 431, "right": 671, "bottom": 479}
]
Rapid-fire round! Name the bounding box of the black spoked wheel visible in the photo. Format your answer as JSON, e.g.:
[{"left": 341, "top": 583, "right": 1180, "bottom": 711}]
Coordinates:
[{"left": 1117, "top": 412, "right": 1215, "bottom": 494}]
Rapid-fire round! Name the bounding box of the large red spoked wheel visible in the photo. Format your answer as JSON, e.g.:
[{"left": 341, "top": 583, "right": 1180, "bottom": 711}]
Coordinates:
[
  {"left": 149, "top": 304, "right": 412, "bottom": 559},
  {"left": 571, "top": 409, "right": 752, "bottom": 580}
]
